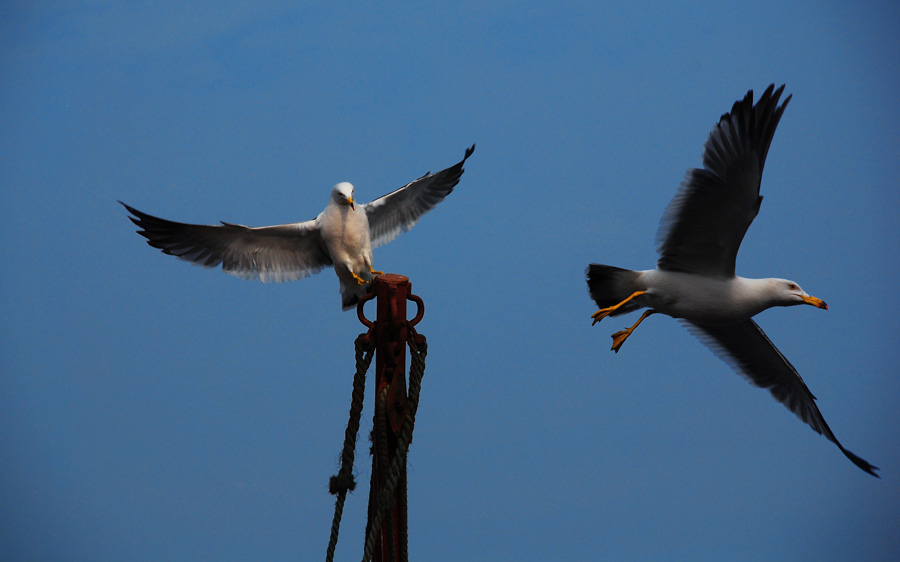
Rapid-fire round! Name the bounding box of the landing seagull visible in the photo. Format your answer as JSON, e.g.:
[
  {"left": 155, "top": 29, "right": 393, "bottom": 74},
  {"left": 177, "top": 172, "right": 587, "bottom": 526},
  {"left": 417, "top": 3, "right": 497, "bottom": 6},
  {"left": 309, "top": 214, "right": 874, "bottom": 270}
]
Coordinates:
[
  {"left": 123, "top": 144, "right": 474, "bottom": 309},
  {"left": 586, "top": 86, "right": 878, "bottom": 477}
]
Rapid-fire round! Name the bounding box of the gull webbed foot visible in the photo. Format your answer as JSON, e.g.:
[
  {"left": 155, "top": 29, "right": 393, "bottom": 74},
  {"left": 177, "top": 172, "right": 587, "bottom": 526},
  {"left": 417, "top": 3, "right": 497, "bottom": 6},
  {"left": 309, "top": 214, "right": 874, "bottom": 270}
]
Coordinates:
[
  {"left": 591, "top": 290, "right": 647, "bottom": 326},
  {"left": 591, "top": 308, "right": 613, "bottom": 325},
  {"left": 610, "top": 329, "right": 632, "bottom": 353},
  {"left": 609, "top": 310, "right": 656, "bottom": 353}
]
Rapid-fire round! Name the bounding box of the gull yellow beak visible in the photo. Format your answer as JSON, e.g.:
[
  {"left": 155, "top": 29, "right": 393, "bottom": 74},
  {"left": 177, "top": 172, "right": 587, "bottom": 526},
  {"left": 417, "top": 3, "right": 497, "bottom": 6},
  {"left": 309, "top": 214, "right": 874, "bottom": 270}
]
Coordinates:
[
  {"left": 348, "top": 196, "right": 355, "bottom": 210},
  {"left": 801, "top": 295, "right": 828, "bottom": 310}
]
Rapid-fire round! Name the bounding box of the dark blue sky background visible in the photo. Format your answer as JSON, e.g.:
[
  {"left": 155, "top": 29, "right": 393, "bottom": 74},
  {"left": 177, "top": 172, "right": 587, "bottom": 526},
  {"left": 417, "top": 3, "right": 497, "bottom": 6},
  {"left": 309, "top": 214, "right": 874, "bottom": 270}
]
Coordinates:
[{"left": 2, "top": 2, "right": 898, "bottom": 560}]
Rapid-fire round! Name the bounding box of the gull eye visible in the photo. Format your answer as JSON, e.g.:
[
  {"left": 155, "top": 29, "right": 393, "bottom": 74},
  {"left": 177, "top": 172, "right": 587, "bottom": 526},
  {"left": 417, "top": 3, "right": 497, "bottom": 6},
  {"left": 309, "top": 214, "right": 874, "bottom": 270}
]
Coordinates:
[{"left": 788, "top": 283, "right": 797, "bottom": 290}]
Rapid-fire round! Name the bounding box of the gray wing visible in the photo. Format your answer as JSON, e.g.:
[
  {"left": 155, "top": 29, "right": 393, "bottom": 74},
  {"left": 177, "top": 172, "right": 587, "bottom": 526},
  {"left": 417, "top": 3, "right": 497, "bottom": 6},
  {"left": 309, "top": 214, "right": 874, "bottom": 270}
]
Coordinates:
[
  {"left": 684, "top": 319, "right": 879, "bottom": 477},
  {"left": 121, "top": 202, "right": 333, "bottom": 282},
  {"left": 364, "top": 144, "right": 475, "bottom": 248},
  {"left": 656, "top": 85, "right": 790, "bottom": 277}
]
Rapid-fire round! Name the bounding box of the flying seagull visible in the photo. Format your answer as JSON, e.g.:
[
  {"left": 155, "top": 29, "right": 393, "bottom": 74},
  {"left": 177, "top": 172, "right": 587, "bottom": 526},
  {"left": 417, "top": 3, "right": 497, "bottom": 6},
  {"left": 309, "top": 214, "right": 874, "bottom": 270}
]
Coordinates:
[
  {"left": 586, "top": 85, "right": 878, "bottom": 477},
  {"left": 123, "top": 144, "right": 474, "bottom": 309}
]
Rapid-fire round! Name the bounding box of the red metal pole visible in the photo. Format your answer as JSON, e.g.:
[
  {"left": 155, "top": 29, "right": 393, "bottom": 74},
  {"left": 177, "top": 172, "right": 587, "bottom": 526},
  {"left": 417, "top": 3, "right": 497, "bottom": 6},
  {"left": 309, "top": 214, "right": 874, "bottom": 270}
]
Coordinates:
[{"left": 367, "top": 274, "right": 411, "bottom": 562}]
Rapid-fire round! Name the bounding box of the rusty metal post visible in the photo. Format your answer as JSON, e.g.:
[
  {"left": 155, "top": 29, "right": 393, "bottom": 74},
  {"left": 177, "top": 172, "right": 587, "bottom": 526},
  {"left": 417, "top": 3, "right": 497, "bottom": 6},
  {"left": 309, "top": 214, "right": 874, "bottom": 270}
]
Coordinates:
[{"left": 358, "top": 274, "right": 413, "bottom": 562}]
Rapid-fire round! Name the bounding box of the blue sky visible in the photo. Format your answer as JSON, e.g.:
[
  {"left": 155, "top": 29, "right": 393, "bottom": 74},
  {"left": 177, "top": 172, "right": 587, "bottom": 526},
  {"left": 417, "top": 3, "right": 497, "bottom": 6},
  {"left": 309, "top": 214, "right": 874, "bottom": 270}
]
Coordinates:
[{"left": 2, "top": 1, "right": 899, "bottom": 560}]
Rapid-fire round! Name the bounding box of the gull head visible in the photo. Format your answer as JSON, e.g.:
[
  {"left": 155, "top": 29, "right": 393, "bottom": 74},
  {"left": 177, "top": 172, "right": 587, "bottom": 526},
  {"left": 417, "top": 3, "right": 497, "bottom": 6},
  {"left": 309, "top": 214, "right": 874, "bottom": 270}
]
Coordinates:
[
  {"left": 770, "top": 278, "right": 828, "bottom": 310},
  {"left": 332, "top": 182, "right": 355, "bottom": 210}
]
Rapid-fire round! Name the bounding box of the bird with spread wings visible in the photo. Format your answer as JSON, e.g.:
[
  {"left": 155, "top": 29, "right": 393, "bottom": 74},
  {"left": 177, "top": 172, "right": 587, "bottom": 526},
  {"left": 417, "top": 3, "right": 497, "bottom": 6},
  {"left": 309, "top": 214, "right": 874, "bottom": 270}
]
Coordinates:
[
  {"left": 123, "top": 144, "right": 474, "bottom": 309},
  {"left": 587, "top": 86, "right": 877, "bottom": 477}
]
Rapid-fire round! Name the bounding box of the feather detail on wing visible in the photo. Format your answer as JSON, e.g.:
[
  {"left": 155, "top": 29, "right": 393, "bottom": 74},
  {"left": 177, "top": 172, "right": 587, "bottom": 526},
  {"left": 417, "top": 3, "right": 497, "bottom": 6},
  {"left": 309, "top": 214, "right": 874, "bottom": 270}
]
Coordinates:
[
  {"left": 656, "top": 85, "right": 790, "bottom": 277},
  {"left": 684, "top": 319, "right": 879, "bottom": 477},
  {"left": 364, "top": 144, "right": 474, "bottom": 248},
  {"left": 121, "top": 201, "right": 332, "bottom": 283}
]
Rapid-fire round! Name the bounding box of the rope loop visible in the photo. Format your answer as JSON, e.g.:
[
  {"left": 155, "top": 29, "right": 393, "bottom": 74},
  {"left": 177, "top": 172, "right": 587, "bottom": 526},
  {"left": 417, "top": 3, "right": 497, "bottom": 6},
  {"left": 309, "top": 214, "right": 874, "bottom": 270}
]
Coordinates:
[{"left": 360, "top": 329, "right": 427, "bottom": 562}]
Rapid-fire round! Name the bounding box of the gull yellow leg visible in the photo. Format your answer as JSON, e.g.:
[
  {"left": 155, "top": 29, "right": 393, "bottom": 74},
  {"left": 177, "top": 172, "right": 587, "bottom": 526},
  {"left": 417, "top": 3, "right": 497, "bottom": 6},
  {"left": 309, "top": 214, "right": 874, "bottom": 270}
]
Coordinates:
[
  {"left": 610, "top": 310, "right": 656, "bottom": 353},
  {"left": 591, "top": 290, "right": 647, "bottom": 325},
  {"left": 369, "top": 265, "right": 384, "bottom": 276},
  {"left": 351, "top": 271, "right": 370, "bottom": 285}
]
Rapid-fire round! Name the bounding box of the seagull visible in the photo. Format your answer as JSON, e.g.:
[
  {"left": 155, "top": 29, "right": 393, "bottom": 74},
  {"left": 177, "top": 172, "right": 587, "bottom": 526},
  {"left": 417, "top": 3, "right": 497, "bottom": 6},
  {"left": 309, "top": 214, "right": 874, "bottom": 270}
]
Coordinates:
[
  {"left": 586, "top": 85, "right": 878, "bottom": 477},
  {"left": 123, "top": 144, "right": 474, "bottom": 309}
]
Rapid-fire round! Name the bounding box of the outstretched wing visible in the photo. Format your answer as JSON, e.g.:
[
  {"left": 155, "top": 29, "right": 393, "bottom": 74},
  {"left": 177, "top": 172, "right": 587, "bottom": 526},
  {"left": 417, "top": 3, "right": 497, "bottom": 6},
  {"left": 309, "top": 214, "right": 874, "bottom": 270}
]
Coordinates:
[
  {"left": 364, "top": 144, "right": 475, "bottom": 248},
  {"left": 684, "top": 319, "right": 879, "bottom": 477},
  {"left": 121, "top": 202, "right": 332, "bottom": 283},
  {"left": 656, "top": 85, "right": 791, "bottom": 277}
]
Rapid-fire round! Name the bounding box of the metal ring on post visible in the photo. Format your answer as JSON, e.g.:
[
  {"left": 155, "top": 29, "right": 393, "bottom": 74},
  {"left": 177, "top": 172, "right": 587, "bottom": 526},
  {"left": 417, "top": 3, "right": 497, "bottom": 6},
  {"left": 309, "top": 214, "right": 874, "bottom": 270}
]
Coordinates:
[
  {"left": 356, "top": 290, "right": 375, "bottom": 329},
  {"left": 407, "top": 293, "right": 424, "bottom": 327}
]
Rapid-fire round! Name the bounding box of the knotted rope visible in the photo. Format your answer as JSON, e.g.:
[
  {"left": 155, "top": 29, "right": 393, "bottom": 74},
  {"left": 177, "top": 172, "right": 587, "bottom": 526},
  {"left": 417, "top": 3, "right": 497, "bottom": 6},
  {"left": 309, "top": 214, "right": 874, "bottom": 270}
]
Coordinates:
[{"left": 325, "top": 334, "right": 375, "bottom": 562}]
